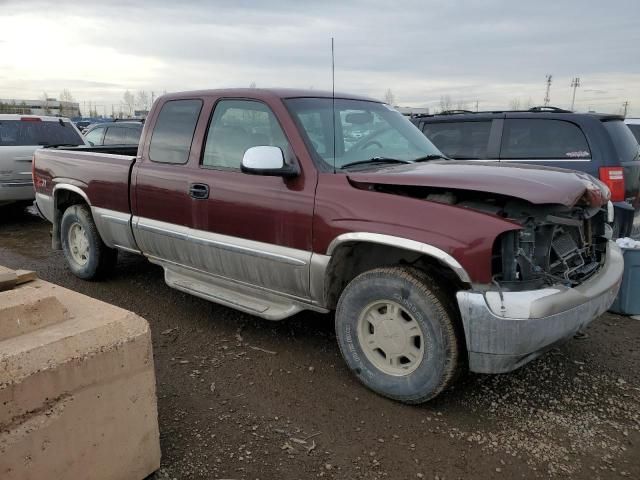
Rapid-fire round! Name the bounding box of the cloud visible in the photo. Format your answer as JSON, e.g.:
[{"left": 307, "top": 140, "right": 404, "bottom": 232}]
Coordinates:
[{"left": 1, "top": 0, "right": 639, "bottom": 114}]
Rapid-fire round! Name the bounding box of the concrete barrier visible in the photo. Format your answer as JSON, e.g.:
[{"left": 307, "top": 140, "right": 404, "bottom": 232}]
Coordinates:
[{"left": 0, "top": 268, "right": 161, "bottom": 480}]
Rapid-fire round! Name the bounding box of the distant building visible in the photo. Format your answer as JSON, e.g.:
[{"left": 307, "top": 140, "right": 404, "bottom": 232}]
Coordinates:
[{"left": 0, "top": 98, "right": 81, "bottom": 117}]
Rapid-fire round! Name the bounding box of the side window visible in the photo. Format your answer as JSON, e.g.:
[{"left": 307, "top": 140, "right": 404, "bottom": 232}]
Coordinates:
[
  {"left": 123, "top": 127, "right": 142, "bottom": 144},
  {"left": 103, "top": 127, "right": 127, "bottom": 145},
  {"left": 501, "top": 119, "right": 591, "bottom": 159},
  {"left": 202, "top": 100, "right": 289, "bottom": 169},
  {"left": 85, "top": 127, "right": 105, "bottom": 146},
  {"left": 149, "top": 99, "right": 202, "bottom": 164},
  {"left": 628, "top": 124, "right": 640, "bottom": 143},
  {"left": 422, "top": 121, "right": 491, "bottom": 159}
]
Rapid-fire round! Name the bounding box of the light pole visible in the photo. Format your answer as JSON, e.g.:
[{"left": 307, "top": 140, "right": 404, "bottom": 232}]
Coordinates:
[{"left": 570, "top": 77, "right": 580, "bottom": 111}]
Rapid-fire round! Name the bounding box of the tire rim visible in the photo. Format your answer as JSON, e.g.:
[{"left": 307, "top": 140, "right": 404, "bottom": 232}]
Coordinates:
[
  {"left": 356, "top": 300, "right": 425, "bottom": 376},
  {"left": 68, "top": 222, "right": 90, "bottom": 266}
]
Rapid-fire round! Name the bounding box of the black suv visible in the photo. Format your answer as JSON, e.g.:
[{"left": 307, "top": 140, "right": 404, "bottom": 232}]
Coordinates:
[{"left": 411, "top": 107, "right": 640, "bottom": 237}]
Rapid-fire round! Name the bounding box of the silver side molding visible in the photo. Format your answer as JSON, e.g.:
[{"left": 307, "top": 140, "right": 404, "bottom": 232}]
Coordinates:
[
  {"left": 91, "top": 207, "right": 140, "bottom": 253},
  {"left": 151, "top": 256, "right": 328, "bottom": 320},
  {"left": 327, "top": 232, "right": 471, "bottom": 284}
]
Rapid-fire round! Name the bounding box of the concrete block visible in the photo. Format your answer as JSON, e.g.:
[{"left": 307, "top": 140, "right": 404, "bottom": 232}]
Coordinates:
[{"left": 0, "top": 275, "right": 161, "bottom": 480}]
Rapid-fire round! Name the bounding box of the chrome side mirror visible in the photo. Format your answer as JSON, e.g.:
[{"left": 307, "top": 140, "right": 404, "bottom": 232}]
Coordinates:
[{"left": 241, "top": 146, "right": 299, "bottom": 177}]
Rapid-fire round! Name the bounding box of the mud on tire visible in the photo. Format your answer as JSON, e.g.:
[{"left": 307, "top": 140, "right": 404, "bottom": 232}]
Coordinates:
[
  {"left": 60, "top": 204, "right": 117, "bottom": 280},
  {"left": 335, "top": 267, "right": 462, "bottom": 404}
]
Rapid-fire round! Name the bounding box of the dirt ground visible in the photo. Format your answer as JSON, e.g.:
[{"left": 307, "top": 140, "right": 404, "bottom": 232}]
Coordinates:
[{"left": 1, "top": 207, "right": 639, "bottom": 479}]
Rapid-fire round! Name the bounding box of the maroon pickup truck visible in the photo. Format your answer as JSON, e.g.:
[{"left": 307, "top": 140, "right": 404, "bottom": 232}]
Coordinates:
[{"left": 34, "top": 89, "right": 624, "bottom": 403}]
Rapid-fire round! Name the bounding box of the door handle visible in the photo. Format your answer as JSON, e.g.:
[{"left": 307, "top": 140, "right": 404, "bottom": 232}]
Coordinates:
[{"left": 189, "top": 183, "right": 209, "bottom": 199}]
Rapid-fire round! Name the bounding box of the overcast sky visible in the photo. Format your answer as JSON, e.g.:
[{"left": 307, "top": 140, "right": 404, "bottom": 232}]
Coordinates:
[{"left": 1, "top": 0, "right": 639, "bottom": 115}]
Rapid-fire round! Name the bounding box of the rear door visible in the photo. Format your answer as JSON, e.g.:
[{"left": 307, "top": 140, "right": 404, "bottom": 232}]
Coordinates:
[
  {"left": 190, "top": 97, "right": 315, "bottom": 298},
  {"left": 131, "top": 98, "right": 206, "bottom": 266},
  {"left": 498, "top": 117, "right": 597, "bottom": 176}
]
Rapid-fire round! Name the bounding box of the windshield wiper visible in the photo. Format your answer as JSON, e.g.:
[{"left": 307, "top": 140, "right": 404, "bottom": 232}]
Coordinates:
[
  {"left": 341, "top": 157, "right": 412, "bottom": 169},
  {"left": 412, "top": 154, "right": 449, "bottom": 162}
]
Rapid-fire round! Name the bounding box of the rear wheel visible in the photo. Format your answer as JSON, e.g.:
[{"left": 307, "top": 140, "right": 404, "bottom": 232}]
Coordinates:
[
  {"left": 335, "top": 267, "right": 462, "bottom": 404},
  {"left": 60, "top": 204, "right": 117, "bottom": 279}
]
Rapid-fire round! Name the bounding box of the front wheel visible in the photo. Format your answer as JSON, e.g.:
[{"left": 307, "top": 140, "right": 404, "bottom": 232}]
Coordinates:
[
  {"left": 60, "top": 204, "right": 117, "bottom": 280},
  {"left": 335, "top": 267, "right": 462, "bottom": 404}
]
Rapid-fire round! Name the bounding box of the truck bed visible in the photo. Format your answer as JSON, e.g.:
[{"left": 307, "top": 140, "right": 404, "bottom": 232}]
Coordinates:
[{"left": 34, "top": 147, "right": 136, "bottom": 215}]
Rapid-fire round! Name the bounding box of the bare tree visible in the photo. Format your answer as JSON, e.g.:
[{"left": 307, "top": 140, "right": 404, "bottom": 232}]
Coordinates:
[
  {"left": 41, "top": 92, "right": 51, "bottom": 114},
  {"left": 384, "top": 88, "right": 395, "bottom": 106},
  {"left": 135, "top": 90, "right": 150, "bottom": 111},
  {"left": 123, "top": 90, "right": 135, "bottom": 116},
  {"left": 509, "top": 98, "right": 521, "bottom": 110},
  {"left": 249, "top": 81, "right": 257, "bottom": 89},
  {"left": 455, "top": 99, "right": 468, "bottom": 111},
  {"left": 58, "top": 89, "right": 76, "bottom": 117},
  {"left": 439, "top": 95, "right": 452, "bottom": 113}
]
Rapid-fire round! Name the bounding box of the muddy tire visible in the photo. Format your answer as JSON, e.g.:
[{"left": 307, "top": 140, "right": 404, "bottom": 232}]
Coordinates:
[
  {"left": 60, "top": 204, "right": 117, "bottom": 280},
  {"left": 335, "top": 267, "right": 462, "bottom": 404}
]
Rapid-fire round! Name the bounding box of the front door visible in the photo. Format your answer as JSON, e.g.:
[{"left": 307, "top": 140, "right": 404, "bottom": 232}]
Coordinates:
[{"left": 190, "top": 98, "right": 316, "bottom": 299}]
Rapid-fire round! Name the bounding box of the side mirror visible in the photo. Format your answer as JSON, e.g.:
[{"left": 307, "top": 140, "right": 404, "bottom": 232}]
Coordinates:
[{"left": 241, "top": 146, "right": 299, "bottom": 177}]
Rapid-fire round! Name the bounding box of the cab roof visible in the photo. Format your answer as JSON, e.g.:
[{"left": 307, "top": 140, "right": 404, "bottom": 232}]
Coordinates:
[{"left": 159, "top": 88, "right": 380, "bottom": 103}]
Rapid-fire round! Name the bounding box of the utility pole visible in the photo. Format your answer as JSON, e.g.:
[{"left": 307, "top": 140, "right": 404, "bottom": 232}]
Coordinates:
[
  {"left": 622, "top": 100, "right": 629, "bottom": 117},
  {"left": 570, "top": 77, "right": 580, "bottom": 111},
  {"left": 544, "top": 74, "right": 552, "bottom": 106},
  {"left": 475, "top": 100, "right": 479, "bottom": 112}
]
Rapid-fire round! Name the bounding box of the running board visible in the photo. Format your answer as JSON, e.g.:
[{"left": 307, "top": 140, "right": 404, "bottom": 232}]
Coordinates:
[{"left": 159, "top": 262, "right": 327, "bottom": 321}]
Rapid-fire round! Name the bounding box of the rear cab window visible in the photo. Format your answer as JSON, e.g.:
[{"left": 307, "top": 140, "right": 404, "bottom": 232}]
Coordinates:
[
  {"left": 0, "top": 119, "right": 83, "bottom": 146},
  {"left": 149, "top": 100, "right": 203, "bottom": 164},
  {"left": 500, "top": 119, "right": 591, "bottom": 160},
  {"left": 421, "top": 121, "right": 492, "bottom": 159}
]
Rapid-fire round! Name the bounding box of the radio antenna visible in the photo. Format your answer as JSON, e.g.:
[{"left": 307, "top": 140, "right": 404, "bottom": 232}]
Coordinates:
[{"left": 331, "top": 37, "right": 336, "bottom": 174}]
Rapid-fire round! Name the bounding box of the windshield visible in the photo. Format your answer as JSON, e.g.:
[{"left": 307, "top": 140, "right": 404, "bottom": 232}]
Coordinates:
[
  {"left": 0, "top": 120, "right": 84, "bottom": 146},
  {"left": 285, "top": 98, "right": 442, "bottom": 169}
]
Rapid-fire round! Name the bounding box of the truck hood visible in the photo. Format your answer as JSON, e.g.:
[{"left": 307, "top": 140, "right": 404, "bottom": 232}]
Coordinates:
[{"left": 347, "top": 161, "right": 610, "bottom": 208}]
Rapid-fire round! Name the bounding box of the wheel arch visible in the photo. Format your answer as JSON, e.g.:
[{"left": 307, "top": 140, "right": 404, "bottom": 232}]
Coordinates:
[
  {"left": 52, "top": 184, "right": 91, "bottom": 250},
  {"left": 321, "top": 233, "right": 471, "bottom": 311}
]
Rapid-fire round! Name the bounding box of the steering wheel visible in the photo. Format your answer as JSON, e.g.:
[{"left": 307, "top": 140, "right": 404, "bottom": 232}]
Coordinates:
[{"left": 360, "top": 140, "right": 383, "bottom": 150}]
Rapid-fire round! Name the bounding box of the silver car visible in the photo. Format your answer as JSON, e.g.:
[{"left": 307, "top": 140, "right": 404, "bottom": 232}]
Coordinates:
[{"left": 0, "top": 114, "right": 86, "bottom": 206}]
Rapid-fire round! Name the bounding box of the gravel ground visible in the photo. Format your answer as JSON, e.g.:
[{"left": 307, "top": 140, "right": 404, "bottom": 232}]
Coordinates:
[{"left": 1, "top": 207, "right": 639, "bottom": 479}]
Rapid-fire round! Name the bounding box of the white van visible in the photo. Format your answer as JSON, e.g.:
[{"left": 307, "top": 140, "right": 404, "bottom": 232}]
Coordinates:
[{"left": 0, "top": 115, "right": 86, "bottom": 206}]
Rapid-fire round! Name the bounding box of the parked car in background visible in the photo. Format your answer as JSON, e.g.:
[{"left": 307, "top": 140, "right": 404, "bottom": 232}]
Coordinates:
[
  {"left": 34, "top": 88, "right": 623, "bottom": 403},
  {"left": 0, "top": 115, "right": 85, "bottom": 207},
  {"left": 73, "top": 120, "right": 93, "bottom": 132},
  {"left": 83, "top": 121, "right": 143, "bottom": 146},
  {"left": 411, "top": 107, "right": 640, "bottom": 238},
  {"left": 625, "top": 118, "right": 640, "bottom": 143}
]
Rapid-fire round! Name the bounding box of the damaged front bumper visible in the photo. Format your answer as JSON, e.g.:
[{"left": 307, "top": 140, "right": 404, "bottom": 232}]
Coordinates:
[{"left": 456, "top": 241, "right": 624, "bottom": 374}]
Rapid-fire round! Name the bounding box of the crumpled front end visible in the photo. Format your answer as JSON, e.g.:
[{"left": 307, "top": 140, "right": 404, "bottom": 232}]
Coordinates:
[
  {"left": 458, "top": 242, "right": 623, "bottom": 373},
  {"left": 456, "top": 189, "right": 623, "bottom": 373}
]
